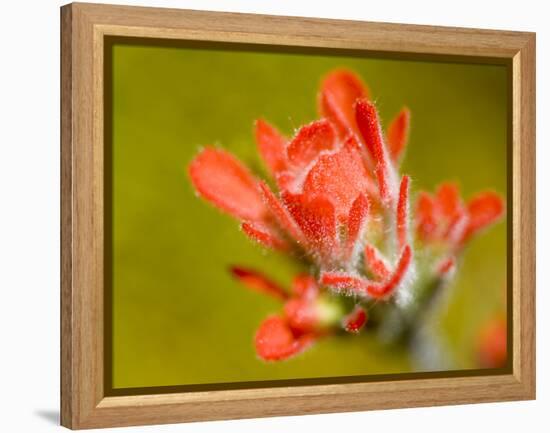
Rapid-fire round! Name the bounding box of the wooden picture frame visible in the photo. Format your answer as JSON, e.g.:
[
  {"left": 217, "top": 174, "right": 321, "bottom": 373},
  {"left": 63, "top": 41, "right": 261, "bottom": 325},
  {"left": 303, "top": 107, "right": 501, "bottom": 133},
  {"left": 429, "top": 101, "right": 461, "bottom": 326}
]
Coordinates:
[{"left": 60, "top": 2, "right": 535, "bottom": 429}]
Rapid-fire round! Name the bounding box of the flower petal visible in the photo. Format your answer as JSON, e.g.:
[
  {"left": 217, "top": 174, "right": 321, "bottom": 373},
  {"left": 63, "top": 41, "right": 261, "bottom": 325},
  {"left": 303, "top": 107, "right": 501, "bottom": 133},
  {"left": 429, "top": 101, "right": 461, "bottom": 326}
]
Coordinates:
[
  {"left": 241, "top": 222, "right": 289, "bottom": 251},
  {"left": 355, "top": 99, "right": 397, "bottom": 204},
  {"left": 346, "top": 194, "right": 370, "bottom": 259},
  {"left": 255, "top": 315, "right": 315, "bottom": 361},
  {"left": 291, "top": 274, "right": 319, "bottom": 299},
  {"left": 415, "top": 192, "right": 438, "bottom": 241},
  {"left": 386, "top": 107, "right": 410, "bottom": 162},
  {"left": 302, "top": 135, "right": 376, "bottom": 221},
  {"left": 258, "top": 181, "right": 306, "bottom": 245},
  {"left": 319, "top": 69, "right": 369, "bottom": 138},
  {"left": 284, "top": 298, "right": 319, "bottom": 333},
  {"left": 287, "top": 119, "right": 337, "bottom": 170},
  {"left": 189, "top": 147, "right": 266, "bottom": 221},
  {"left": 354, "top": 99, "right": 384, "bottom": 160},
  {"left": 436, "top": 183, "right": 469, "bottom": 244},
  {"left": 364, "top": 244, "right": 391, "bottom": 280},
  {"left": 463, "top": 192, "right": 504, "bottom": 241},
  {"left": 435, "top": 256, "right": 456, "bottom": 278},
  {"left": 368, "top": 245, "right": 413, "bottom": 299},
  {"left": 324, "top": 245, "right": 412, "bottom": 299},
  {"left": 274, "top": 171, "right": 295, "bottom": 192},
  {"left": 255, "top": 119, "right": 287, "bottom": 175},
  {"left": 445, "top": 212, "right": 470, "bottom": 246},
  {"left": 343, "top": 306, "right": 367, "bottom": 333},
  {"left": 396, "top": 175, "right": 410, "bottom": 251},
  {"left": 229, "top": 266, "right": 288, "bottom": 300},
  {"left": 320, "top": 272, "right": 375, "bottom": 296},
  {"left": 283, "top": 192, "right": 338, "bottom": 260},
  {"left": 436, "top": 183, "right": 463, "bottom": 220}
]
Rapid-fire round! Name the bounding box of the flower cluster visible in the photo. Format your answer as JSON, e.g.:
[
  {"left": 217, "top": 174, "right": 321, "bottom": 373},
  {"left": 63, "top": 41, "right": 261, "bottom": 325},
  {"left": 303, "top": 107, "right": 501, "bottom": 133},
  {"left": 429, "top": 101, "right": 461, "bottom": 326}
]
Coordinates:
[
  {"left": 229, "top": 267, "right": 365, "bottom": 360},
  {"left": 188, "top": 69, "right": 504, "bottom": 362}
]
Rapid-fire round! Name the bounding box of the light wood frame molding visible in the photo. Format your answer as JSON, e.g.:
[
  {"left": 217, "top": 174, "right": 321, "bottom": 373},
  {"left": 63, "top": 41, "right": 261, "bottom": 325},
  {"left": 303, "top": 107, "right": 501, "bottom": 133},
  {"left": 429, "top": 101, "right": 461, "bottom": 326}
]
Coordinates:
[{"left": 60, "top": 2, "right": 536, "bottom": 429}]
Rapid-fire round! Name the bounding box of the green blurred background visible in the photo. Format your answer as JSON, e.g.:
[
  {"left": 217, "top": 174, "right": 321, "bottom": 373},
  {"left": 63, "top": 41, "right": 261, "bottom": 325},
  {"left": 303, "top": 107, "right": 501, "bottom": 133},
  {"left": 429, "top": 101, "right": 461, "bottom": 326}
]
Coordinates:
[{"left": 110, "top": 41, "right": 507, "bottom": 389}]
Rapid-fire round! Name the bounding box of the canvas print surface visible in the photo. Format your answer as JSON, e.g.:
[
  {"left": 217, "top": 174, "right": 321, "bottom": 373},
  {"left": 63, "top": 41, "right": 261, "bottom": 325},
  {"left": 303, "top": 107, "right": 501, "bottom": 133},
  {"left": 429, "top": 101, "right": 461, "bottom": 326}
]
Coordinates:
[{"left": 108, "top": 40, "right": 508, "bottom": 391}]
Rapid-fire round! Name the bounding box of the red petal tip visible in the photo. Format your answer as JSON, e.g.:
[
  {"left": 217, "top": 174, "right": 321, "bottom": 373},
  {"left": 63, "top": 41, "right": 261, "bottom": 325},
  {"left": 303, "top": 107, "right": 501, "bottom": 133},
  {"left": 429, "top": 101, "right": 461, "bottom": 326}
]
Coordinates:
[
  {"left": 255, "top": 119, "right": 287, "bottom": 175},
  {"left": 229, "top": 266, "right": 288, "bottom": 300},
  {"left": 437, "top": 182, "right": 462, "bottom": 219},
  {"left": 189, "top": 147, "right": 266, "bottom": 221},
  {"left": 364, "top": 244, "right": 391, "bottom": 280},
  {"left": 355, "top": 99, "right": 394, "bottom": 203},
  {"left": 387, "top": 107, "right": 410, "bottom": 162},
  {"left": 320, "top": 272, "right": 374, "bottom": 296},
  {"left": 463, "top": 192, "right": 505, "bottom": 242},
  {"left": 396, "top": 175, "right": 410, "bottom": 250},
  {"left": 436, "top": 257, "right": 455, "bottom": 277},
  {"left": 255, "top": 316, "right": 315, "bottom": 361},
  {"left": 355, "top": 99, "right": 381, "bottom": 162},
  {"left": 319, "top": 69, "right": 369, "bottom": 138},
  {"left": 367, "top": 244, "right": 413, "bottom": 299},
  {"left": 346, "top": 194, "right": 370, "bottom": 258},
  {"left": 241, "top": 222, "right": 289, "bottom": 251},
  {"left": 286, "top": 119, "right": 336, "bottom": 170},
  {"left": 343, "top": 306, "right": 367, "bottom": 333},
  {"left": 415, "top": 192, "right": 437, "bottom": 241}
]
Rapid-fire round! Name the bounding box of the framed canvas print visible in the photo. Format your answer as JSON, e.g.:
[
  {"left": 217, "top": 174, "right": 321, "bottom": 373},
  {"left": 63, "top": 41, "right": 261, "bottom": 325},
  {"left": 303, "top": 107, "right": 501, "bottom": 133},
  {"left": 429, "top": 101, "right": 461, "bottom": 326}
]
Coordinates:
[{"left": 60, "top": 2, "right": 536, "bottom": 429}]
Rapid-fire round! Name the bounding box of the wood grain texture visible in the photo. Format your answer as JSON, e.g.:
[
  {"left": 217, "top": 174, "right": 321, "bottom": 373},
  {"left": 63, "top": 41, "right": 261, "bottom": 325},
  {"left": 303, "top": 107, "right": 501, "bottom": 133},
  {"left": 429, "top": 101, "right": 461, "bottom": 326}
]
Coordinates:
[
  {"left": 60, "top": 4, "right": 73, "bottom": 428},
  {"left": 60, "top": 2, "right": 536, "bottom": 429},
  {"left": 513, "top": 34, "right": 536, "bottom": 395}
]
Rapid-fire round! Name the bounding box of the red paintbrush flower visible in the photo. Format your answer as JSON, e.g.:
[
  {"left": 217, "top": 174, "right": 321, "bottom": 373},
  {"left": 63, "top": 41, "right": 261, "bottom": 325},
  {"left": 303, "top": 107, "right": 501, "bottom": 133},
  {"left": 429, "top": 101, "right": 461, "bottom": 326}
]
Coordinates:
[
  {"left": 414, "top": 183, "right": 504, "bottom": 281},
  {"left": 415, "top": 182, "right": 504, "bottom": 248},
  {"left": 413, "top": 182, "right": 504, "bottom": 284},
  {"left": 230, "top": 267, "right": 360, "bottom": 360},
  {"left": 188, "top": 68, "right": 505, "bottom": 362},
  {"left": 189, "top": 70, "right": 411, "bottom": 275},
  {"left": 254, "top": 315, "right": 316, "bottom": 362},
  {"left": 342, "top": 305, "right": 368, "bottom": 333}
]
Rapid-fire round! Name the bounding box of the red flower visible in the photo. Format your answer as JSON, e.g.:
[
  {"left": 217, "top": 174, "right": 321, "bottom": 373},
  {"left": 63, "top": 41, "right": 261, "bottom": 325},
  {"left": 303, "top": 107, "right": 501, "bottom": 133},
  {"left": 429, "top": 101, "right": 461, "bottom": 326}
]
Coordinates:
[
  {"left": 189, "top": 70, "right": 412, "bottom": 275},
  {"left": 231, "top": 267, "right": 365, "bottom": 360},
  {"left": 477, "top": 316, "right": 507, "bottom": 368},
  {"left": 254, "top": 316, "right": 316, "bottom": 362},
  {"left": 342, "top": 306, "right": 368, "bottom": 333},
  {"left": 415, "top": 182, "right": 504, "bottom": 249},
  {"left": 188, "top": 68, "right": 506, "bottom": 362}
]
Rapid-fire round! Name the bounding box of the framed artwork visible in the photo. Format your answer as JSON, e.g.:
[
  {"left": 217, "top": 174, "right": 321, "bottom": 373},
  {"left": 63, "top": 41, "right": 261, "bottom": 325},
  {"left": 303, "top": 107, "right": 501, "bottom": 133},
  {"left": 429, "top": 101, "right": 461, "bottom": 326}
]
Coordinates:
[{"left": 60, "top": 2, "right": 535, "bottom": 429}]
